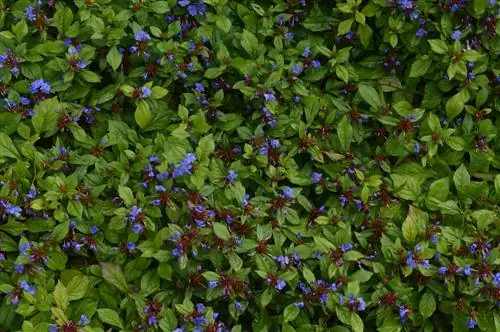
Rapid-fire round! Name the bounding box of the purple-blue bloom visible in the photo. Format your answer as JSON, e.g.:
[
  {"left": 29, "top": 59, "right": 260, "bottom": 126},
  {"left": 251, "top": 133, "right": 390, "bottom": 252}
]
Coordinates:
[
  {"left": 451, "top": 30, "right": 462, "bottom": 40},
  {"left": 30, "top": 79, "right": 51, "bottom": 95},
  {"left": 135, "top": 30, "right": 151, "bottom": 42},
  {"left": 226, "top": 169, "right": 238, "bottom": 183},
  {"left": 282, "top": 187, "right": 294, "bottom": 199}
]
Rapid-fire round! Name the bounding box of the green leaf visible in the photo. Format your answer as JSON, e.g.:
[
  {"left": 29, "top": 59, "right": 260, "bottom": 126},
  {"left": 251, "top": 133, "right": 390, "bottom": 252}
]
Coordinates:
[
  {"left": 149, "top": 1, "right": 170, "bottom": 13},
  {"left": 213, "top": 222, "right": 231, "bottom": 241},
  {"left": 97, "top": 308, "right": 124, "bottom": 329},
  {"left": 428, "top": 40, "right": 448, "bottom": 54},
  {"left": 118, "top": 185, "right": 135, "bottom": 206},
  {"left": 12, "top": 20, "right": 28, "bottom": 42},
  {"left": 453, "top": 164, "right": 470, "bottom": 190},
  {"left": 100, "top": 262, "right": 128, "bottom": 293},
  {"left": 428, "top": 177, "right": 449, "bottom": 203},
  {"left": 32, "top": 98, "right": 59, "bottom": 136},
  {"left": 337, "top": 115, "right": 353, "bottom": 152},
  {"left": 358, "top": 24, "right": 373, "bottom": 48},
  {"left": 472, "top": 0, "right": 488, "bottom": 15},
  {"left": 351, "top": 313, "right": 364, "bottom": 332},
  {"left": 344, "top": 251, "right": 364, "bottom": 261},
  {"left": 446, "top": 91, "right": 466, "bottom": 120},
  {"left": 135, "top": 100, "right": 151, "bottom": 129},
  {"left": 470, "top": 210, "right": 496, "bottom": 230},
  {"left": 227, "top": 252, "right": 243, "bottom": 272},
  {"left": 53, "top": 7, "right": 73, "bottom": 35},
  {"left": 204, "top": 67, "right": 225, "bottom": 79},
  {"left": 446, "top": 136, "right": 465, "bottom": 151},
  {"left": 241, "top": 29, "right": 259, "bottom": 57},
  {"left": 197, "top": 134, "right": 215, "bottom": 160},
  {"left": 0, "top": 133, "right": 20, "bottom": 160},
  {"left": 66, "top": 275, "right": 89, "bottom": 301},
  {"left": 0, "top": 113, "right": 21, "bottom": 135},
  {"left": 419, "top": 292, "right": 436, "bottom": 319},
  {"left": 34, "top": 41, "right": 67, "bottom": 56},
  {"left": 409, "top": 57, "right": 432, "bottom": 77},
  {"left": 79, "top": 70, "right": 102, "bottom": 83},
  {"left": 216, "top": 16, "right": 232, "bottom": 33},
  {"left": 106, "top": 46, "right": 122, "bottom": 71},
  {"left": 338, "top": 19, "right": 354, "bottom": 35},
  {"left": 358, "top": 84, "right": 381, "bottom": 108},
  {"left": 283, "top": 303, "right": 300, "bottom": 323},
  {"left": 151, "top": 86, "right": 168, "bottom": 99},
  {"left": 402, "top": 206, "right": 418, "bottom": 244},
  {"left": 54, "top": 281, "right": 69, "bottom": 311},
  {"left": 302, "top": 266, "right": 316, "bottom": 285}
]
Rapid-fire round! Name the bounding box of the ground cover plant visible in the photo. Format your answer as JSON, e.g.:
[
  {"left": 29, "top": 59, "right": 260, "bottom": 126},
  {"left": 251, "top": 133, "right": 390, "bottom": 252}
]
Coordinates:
[{"left": 0, "top": 0, "right": 499, "bottom": 331}]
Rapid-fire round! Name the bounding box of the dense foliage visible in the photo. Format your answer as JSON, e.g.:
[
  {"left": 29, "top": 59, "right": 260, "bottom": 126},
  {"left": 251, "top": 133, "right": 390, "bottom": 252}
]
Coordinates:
[{"left": 0, "top": 0, "right": 499, "bottom": 331}]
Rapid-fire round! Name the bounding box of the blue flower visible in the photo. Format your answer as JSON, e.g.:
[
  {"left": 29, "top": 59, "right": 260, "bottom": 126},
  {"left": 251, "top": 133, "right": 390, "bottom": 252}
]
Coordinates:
[
  {"left": 275, "top": 278, "right": 286, "bottom": 291},
  {"left": 270, "top": 139, "right": 280, "bottom": 148},
  {"left": 196, "top": 303, "right": 205, "bottom": 313},
  {"left": 357, "top": 297, "right": 366, "bottom": 311},
  {"left": 451, "top": 30, "right": 462, "bottom": 40},
  {"left": 19, "top": 242, "right": 30, "bottom": 256},
  {"left": 311, "top": 172, "right": 323, "bottom": 183},
  {"left": 406, "top": 250, "right": 417, "bottom": 269},
  {"left": 399, "top": 306, "right": 408, "bottom": 323},
  {"left": 208, "top": 280, "right": 218, "bottom": 288},
  {"left": 241, "top": 194, "right": 250, "bottom": 207},
  {"left": 259, "top": 146, "right": 268, "bottom": 156},
  {"left": 466, "top": 319, "right": 477, "bottom": 329},
  {"left": 76, "top": 60, "right": 87, "bottom": 69},
  {"left": 234, "top": 301, "right": 243, "bottom": 310},
  {"left": 193, "top": 316, "right": 205, "bottom": 326},
  {"left": 226, "top": 169, "right": 238, "bottom": 183},
  {"left": 79, "top": 315, "right": 90, "bottom": 325},
  {"left": 492, "top": 272, "right": 500, "bottom": 286},
  {"left": 25, "top": 6, "right": 36, "bottom": 21},
  {"left": 467, "top": 72, "right": 475, "bottom": 80},
  {"left": 463, "top": 265, "right": 471, "bottom": 276},
  {"left": 340, "top": 243, "right": 353, "bottom": 252},
  {"left": 431, "top": 234, "right": 438, "bottom": 243},
  {"left": 149, "top": 155, "right": 160, "bottom": 163},
  {"left": 194, "top": 83, "right": 205, "bottom": 93},
  {"left": 139, "top": 86, "right": 152, "bottom": 98},
  {"left": 296, "top": 301, "right": 304, "bottom": 309},
  {"left": 127, "top": 242, "right": 136, "bottom": 251},
  {"left": 5, "top": 203, "right": 22, "bottom": 217},
  {"left": 311, "top": 60, "right": 321, "bottom": 68},
  {"left": 135, "top": 30, "right": 151, "bottom": 42},
  {"left": 282, "top": 187, "right": 294, "bottom": 199},
  {"left": 132, "top": 224, "right": 143, "bottom": 233},
  {"left": 291, "top": 64, "right": 303, "bottom": 75},
  {"left": 416, "top": 28, "right": 427, "bottom": 37},
  {"left": 89, "top": 226, "right": 99, "bottom": 234},
  {"left": 301, "top": 47, "right": 311, "bottom": 57},
  {"left": 129, "top": 206, "right": 142, "bottom": 222},
  {"left": 438, "top": 267, "right": 448, "bottom": 274},
  {"left": 155, "top": 185, "right": 167, "bottom": 192},
  {"left": 148, "top": 315, "right": 158, "bottom": 325},
  {"left": 19, "top": 280, "right": 36, "bottom": 295},
  {"left": 263, "top": 91, "right": 276, "bottom": 102},
  {"left": 30, "top": 79, "right": 51, "bottom": 94},
  {"left": 49, "top": 325, "right": 59, "bottom": 332}
]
